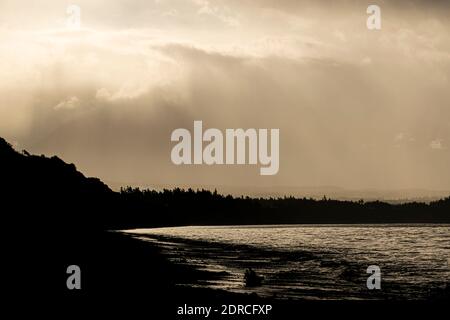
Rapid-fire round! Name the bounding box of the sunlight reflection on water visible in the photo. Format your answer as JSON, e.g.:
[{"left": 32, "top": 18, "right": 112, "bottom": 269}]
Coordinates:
[{"left": 127, "top": 224, "right": 450, "bottom": 300}]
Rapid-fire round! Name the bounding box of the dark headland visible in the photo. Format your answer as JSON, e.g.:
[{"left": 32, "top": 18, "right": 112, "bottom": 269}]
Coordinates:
[{"left": 1, "top": 136, "right": 448, "bottom": 316}]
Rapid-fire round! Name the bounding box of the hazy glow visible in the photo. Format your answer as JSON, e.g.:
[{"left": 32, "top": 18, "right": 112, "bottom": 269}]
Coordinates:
[{"left": 0, "top": 0, "right": 449, "bottom": 191}]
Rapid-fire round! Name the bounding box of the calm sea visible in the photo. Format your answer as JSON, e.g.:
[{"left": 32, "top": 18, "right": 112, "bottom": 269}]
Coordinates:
[{"left": 127, "top": 224, "right": 450, "bottom": 300}]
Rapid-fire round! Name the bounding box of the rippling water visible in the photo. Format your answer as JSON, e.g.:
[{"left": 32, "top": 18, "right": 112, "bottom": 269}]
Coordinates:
[{"left": 127, "top": 224, "right": 450, "bottom": 300}]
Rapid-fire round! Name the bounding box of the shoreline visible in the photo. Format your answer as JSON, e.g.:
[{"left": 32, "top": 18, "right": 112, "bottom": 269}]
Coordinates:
[
  {"left": 123, "top": 230, "right": 449, "bottom": 302},
  {"left": 123, "top": 222, "right": 450, "bottom": 232}
]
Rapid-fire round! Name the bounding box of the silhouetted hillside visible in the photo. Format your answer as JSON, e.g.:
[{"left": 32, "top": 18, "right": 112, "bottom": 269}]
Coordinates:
[
  {"left": 1, "top": 137, "right": 116, "bottom": 231},
  {"left": 1, "top": 136, "right": 449, "bottom": 232}
]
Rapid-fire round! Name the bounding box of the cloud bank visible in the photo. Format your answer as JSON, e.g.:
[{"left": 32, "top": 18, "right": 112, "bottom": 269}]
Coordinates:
[{"left": 0, "top": 0, "right": 449, "bottom": 191}]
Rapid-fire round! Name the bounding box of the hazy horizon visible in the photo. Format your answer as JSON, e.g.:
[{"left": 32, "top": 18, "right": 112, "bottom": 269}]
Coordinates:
[
  {"left": 108, "top": 181, "right": 450, "bottom": 201},
  {"left": 1, "top": 0, "right": 449, "bottom": 192}
]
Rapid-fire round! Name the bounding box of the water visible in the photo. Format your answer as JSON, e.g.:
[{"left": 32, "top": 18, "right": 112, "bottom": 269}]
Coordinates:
[{"left": 126, "top": 224, "right": 450, "bottom": 300}]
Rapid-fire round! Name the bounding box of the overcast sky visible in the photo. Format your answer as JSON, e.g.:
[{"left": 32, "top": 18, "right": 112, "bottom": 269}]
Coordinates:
[{"left": 0, "top": 0, "right": 449, "bottom": 191}]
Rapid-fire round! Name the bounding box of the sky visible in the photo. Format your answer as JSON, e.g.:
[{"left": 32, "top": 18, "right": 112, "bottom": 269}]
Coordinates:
[{"left": 0, "top": 0, "right": 449, "bottom": 192}]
